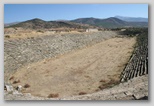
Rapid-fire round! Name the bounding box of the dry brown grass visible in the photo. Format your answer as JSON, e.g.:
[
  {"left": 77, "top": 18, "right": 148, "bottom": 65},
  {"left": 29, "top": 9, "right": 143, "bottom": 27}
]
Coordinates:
[
  {"left": 99, "top": 79, "right": 107, "bottom": 83},
  {"left": 9, "top": 76, "right": 14, "bottom": 80},
  {"left": 48, "top": 93, "right": 59, "bottom": 98},
  {"left": 79, "top": 92, "right": 87, "bottom": 95},
  {"left": 13, "top": 79, "right": 20, "bottom": 84},
  {"left": 11, "top": 37, "right": 136, "bottom": 97},
  {"left": 95, "top": 89, "right": 100, "bottom": 92},
  {"left": 98, "top": 85, "right": 106, "bottom": 90},
  {"left": 98, "top": 78, "right": 120, "bottom": 90},
  {"left": 24, "top": 84, "right": 30, "bottom": 88}
]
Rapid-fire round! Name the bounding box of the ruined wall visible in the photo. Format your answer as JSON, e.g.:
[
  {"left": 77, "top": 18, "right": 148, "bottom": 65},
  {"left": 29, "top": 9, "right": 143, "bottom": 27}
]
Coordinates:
[
  {"left": 4, "top": 31, "right": 118, "bottom": 82},
  {"left": 120, "top": 32, "right": 148, "bottom": 82},
  {"left": 86, "top": 28, "right": 98, "bottom": 32}
]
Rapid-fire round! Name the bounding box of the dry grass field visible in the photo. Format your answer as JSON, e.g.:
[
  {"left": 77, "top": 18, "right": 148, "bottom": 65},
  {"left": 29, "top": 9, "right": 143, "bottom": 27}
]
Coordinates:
[
  {"left": 10, "top": 37, "right": 136, "bottom": 98},
  {"left": 4, "top": 27, "right": 90, "bottom": 40}
]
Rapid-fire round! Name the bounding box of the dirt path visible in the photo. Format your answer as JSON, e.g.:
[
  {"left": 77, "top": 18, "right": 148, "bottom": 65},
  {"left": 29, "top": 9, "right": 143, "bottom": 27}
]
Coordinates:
[{"left": 11, "top": 37, "right": 136, "bottom": 98}]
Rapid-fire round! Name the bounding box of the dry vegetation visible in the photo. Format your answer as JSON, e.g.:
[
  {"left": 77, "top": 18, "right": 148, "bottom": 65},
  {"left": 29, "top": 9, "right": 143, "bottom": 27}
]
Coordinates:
[
  {"left": 12, "top": 80, "right": 20, "bottom": 84},
  {"left": 4, "top": 27, "right": 94, "bottom": 40},
  {"left": 78, "top": 92, "right": 87, "bottom": 95},
  {"left": 48, "top": 93, "right": 59, "bottom": 98},
  {"left": 3, "top": 16, "right": 148, "bottom": 100},
  {"left": 11, "top": 37, "right": 136, "bottom": 98},
  {"left": 24, "top": 84, "right": 30, "bottom": 88}
]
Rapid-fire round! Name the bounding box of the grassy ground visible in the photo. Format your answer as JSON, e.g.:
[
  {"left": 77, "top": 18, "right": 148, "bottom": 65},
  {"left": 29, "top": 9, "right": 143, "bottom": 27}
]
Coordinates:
[{"left": 10, "top": 37, "right": 136, "bottom": 98}]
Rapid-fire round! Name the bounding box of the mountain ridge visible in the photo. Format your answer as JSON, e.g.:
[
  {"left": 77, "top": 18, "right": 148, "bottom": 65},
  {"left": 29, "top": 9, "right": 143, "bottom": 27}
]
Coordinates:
[
  {"left": 71, "top": 17, "right": 148, "bottom": 28},
  {"left": 115, "top": 16, "right": 148, "bottom": 22},
  {"left": 5, "top": 17, "right": 148, "bottom": 29},
  {"left": 5, "top": 18, "right": 96, "bottom": 29}
]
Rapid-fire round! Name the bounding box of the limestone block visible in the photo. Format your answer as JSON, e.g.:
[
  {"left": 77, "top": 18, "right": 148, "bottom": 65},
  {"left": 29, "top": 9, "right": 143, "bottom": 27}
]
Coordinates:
[
  {"left": 5, "top": 85, "right": 14, "bottom": 92},
  {"left": 16, "top": 85, "right": 22, "bottom": 91}
]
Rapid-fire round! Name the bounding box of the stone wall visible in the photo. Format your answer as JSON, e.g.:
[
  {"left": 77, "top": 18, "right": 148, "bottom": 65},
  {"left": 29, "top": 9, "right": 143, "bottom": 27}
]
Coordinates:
[
  {"left": 4, "top": 31, "right": 118, "bottom": 83},
  {"left": 86, "top": 28, "right": 98, "bottom": 32},
  {"left": 120, "top": 32, "right": 148, "bottom": 82}
]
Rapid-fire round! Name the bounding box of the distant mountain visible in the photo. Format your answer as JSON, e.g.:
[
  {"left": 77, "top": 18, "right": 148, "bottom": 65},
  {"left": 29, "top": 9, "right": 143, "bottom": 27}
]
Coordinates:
[
  {"left": 4, "top": 22, "right": 20, "bottom": 27},
  {"left": 6, "top": 18, "right": 95, "bottom": 29},
  {"left": 115, "top": 16, "right": 148, "bottom": 22},
  {"left": 71, "top": 17, "right": 148, "bottom": 28},
  {"left": 6, "top": 17, "right": 148, "bottom": 29}
]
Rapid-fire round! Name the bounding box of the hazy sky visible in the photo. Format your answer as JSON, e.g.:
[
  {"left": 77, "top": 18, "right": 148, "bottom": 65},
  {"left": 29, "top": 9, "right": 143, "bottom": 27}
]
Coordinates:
[{"left": 4, "top": 4, "right": 148, "bottom": 23}]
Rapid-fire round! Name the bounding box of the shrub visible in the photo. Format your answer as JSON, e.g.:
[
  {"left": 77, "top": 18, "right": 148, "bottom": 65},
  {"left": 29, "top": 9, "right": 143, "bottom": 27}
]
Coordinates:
[
  {"left": 24, "top": 84, "right": 30, "bottom": 88},
  {"left": 9, "top": 76, "right": 14, "bottom": 80},
  {"left": 13, "top": 79, "right": 20, "bottom": 84},
  {"left": 48, "top": 93, "right": 59, "bottom": 98},
  {"left": 37, "top": 30, "right": 44, "bottom": 33},
  {"left": 79, "top": 92, "right": 87, "bottom": 95},
  {"left": 98, "top": 85, "right": 106, "bottom": 90},
  {"left": 98, "top": 78, "right": 119, "bottom": 90},
  {"left": 99, "top": 79, "right": 106, "bottom": 83},
  {"left": 95, "top": 89, "right": 100, "bottom": 92}
]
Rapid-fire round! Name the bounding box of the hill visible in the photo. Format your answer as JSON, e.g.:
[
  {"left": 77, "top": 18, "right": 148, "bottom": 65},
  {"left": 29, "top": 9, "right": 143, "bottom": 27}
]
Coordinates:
[
  {"left": 5, "top": 18, "right": 95, "bottom": 30},
  {"left": 5, "top": 17, "right": 148, "bottom": 29},
  {"left": 71, "top": 17, "right": 148, "bottom": 28}
]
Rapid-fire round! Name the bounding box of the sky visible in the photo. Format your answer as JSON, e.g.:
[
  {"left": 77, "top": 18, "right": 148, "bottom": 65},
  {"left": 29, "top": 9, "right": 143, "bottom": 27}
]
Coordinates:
[{"left": 4, "top": 4, "right": 148, "bottom": 23}]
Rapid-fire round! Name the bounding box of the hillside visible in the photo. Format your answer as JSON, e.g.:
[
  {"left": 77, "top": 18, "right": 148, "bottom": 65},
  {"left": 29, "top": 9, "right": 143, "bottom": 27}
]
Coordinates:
[
  {"left": 5, "top": 17, "right": 148, "bottom": 29},
  {"left": 71, "top": 17, "right": 148, "bottom": 28},
  {"left": 6, "top": 18, "right": 95, "bottom": 30}
]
